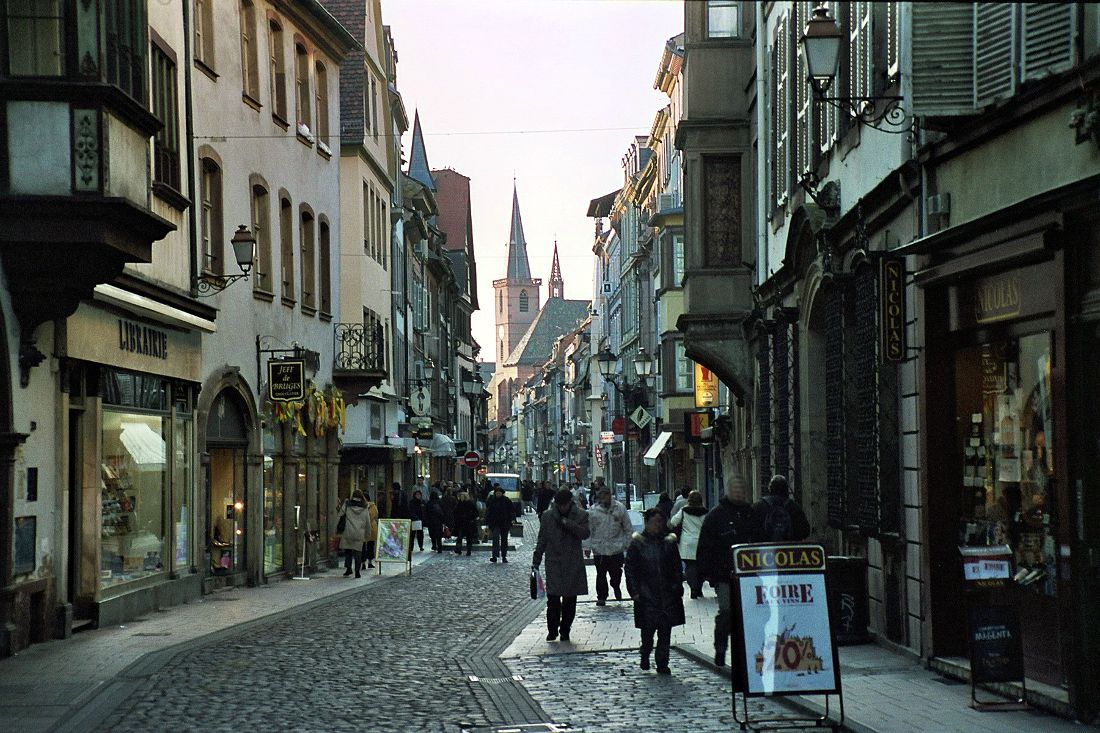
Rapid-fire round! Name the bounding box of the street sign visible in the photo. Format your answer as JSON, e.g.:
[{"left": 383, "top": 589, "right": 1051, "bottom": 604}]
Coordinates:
[
  {"left": 599, "top": 431, "right": 619, "bottom": 444},
  {"left": 268, "top": 359, "right": 305, "bottom": 401},
  {"left": 463, "top": 451, "right": 481, "bottom": 469},
  {"left": 630, "top": 406, "right": 653, "bottom": 429},
  {"left": 568, "top": 464, "right": 578, "bottom": 474},
  {"left": 409, "top": 386, "right": 431, "bottom": 416}
]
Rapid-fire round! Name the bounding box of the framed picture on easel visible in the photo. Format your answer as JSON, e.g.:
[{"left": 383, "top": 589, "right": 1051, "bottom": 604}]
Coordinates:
[{"left": 375, "top": 518, "right": 412, "bottom": 575}]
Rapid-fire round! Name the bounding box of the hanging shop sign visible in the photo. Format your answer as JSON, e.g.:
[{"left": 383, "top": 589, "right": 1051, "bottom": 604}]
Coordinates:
[
  {"left": 694, "top": 363, "right": 719, "bottom": 407},
  {"left": 65, "top": 303, "right": 202, "bottom": 381},
  {"left": 684, "top": 410, "right": 711, "bottom": 444},
  {"left": 732, "top": 543, "right": 841, "bottom": 697},
  {"left": 881, "top": 257, "right": 906, "bottom": 363},
  {"left": 268, "top": 359, "right": 305, "bottom": 401}
]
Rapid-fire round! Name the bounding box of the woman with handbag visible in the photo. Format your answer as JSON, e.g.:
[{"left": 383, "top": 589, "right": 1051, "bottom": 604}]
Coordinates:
[
  {"left": 408, "top": 489, "right": 427, "bottom": 551},
  {"left": 337, "top": 490, "right": 372, "bottom": 578}
]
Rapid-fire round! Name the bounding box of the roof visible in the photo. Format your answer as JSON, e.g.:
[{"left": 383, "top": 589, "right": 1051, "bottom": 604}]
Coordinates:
[
  {"left": 503, "top": 298, "right": 590, "bottom": 367},
  {"left": 407, "top": 111, "right": 435, "bottom": 190},
  {"left": 587, "top": 189, "right": 621, "bottom": 218},
  {"left": 507, "top": 183, "right": 532, "bottom": 280}
]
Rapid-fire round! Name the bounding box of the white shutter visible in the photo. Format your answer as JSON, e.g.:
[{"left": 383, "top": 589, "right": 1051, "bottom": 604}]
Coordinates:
[
  {"left": 886, "top": 1, "right": 899, "bottom": 79},
  {"left": 773, "top": 12, "right": 789, "bottom": 206},
  {"left": 911, "top": 2, "right": 976, "bottom": 116},
  {"left": 1021, "top": 2, "right": 1076, "bottom": 82},
  {"left": 794, "top": 2, "right": 811, "bottom": 179},
  {"left": 975, "top": 2, "right": 1017, "bottom": 107}
]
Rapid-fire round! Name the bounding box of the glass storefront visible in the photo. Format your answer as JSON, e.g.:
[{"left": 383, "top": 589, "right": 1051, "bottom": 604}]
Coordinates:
[
  {"left": 955, "top": 332, "right": 1055, "bottom": 595},
  {"left": 262, "top": 426, "right": 283, "bottom": 574}
]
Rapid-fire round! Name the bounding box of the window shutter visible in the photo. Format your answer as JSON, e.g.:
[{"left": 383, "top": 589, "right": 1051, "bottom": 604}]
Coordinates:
[
  {"left": 1021, "top": 2, "right": 1076, "bottom": 82},
  {"left": 885, "top": 1, "right": 899, "bottom": 79},
  {"left": 911, "top": 2, "right": 976, "bottom": 116},
  {"left": 975, "top": 2, "right": 1017, "bottom": 107}
]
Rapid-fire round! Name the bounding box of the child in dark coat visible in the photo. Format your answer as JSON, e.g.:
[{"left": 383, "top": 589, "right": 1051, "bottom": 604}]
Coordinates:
[{"left": 625, "top": 507, "right": 686, "bottom": 674}]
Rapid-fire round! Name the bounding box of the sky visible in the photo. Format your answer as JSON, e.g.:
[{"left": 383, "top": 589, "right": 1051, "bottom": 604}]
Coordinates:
[{"left": 382, "top": 0, "right": 684, "bottom": 360}]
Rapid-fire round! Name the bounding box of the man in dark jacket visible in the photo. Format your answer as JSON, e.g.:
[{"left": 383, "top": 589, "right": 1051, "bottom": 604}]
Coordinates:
[
  {"left": 535, "top": 480, "right": 555, "bottom": 517},
  {"left": 625, "top": 508, "right": 685, "bottom": 674},
  {"left": 751, "top": 474, "right": 811, "bottom": 541},
  {"left": 532, "top": 489, "right": 591, "bottom": 642},
  {"left": 485, "top": 485, "right": 516, "bottom": 563},
  {"left": 696, "top": 474, "right": 755, "bottom": 668}
]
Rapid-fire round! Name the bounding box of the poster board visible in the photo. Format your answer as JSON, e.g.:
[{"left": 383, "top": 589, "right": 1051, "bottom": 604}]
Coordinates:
[
  {"left": 375, "top": 518, "right": 412, "bottom": 575},
  {"left": 732, "top": 543, "right": 841, "bottom": 697}
]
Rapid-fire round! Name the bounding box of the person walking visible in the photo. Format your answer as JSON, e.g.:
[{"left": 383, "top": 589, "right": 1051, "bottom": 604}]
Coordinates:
[
  {"left": 441, "top": 486, "right": 457, "bottom": 536},
  {"left": 751, "top": 474, "right": 811, "bottom": 542},
  {"left": 655, "top": 491, "right": 674, "bottom": 521},
  {"left": 696, "top": 474, "right": 755, "bottom": 667},
  {"left": 535, "top": 480, "right": 554, "bottom": 517},
  {"left": 586, "top": 487, "right": 633, "bottom": 605},
  {"left": 669, "top": 490, "right": 708, "bottom": 598},
  {"left": 360, "top": 492, "right": 379, "bottom": 569},
  {"left": 532, "top": 488, "right": 590, "bottom": 642},
  {"left": 521, "top": 479, "right": 535, "bottom": 514},
  {"left": 670, "top": 486, "right": 692, "bottom": 517},
  {"left": 408, "top": 489, "right": 426, "bottom": 552},
  {"left": 485, "top": 485, "right": 516, "bottom": 563},
  {"left": 452, "top": 491, "right": 478, "bottom": 556},
  {"left": 625, "top": 507, "right": 685, "bottom": 674},
  {"left": 425, "top": 491, "right": 445, "bottom": 552},
  {"left": 337, "top": 490, "right": 372, "bottom": 578}
]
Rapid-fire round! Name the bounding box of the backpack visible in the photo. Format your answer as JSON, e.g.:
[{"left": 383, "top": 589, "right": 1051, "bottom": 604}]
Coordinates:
[{"left": 762, "top": 495, "right": 793, "bottom": 541}]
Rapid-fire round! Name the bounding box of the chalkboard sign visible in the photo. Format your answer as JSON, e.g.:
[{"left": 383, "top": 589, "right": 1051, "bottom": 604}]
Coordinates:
[
  {"left": 14, "top": 516, "right": 36, "bottom": 575},
  {"left": 968, "top": 604, "right": 1024, "bottom": 684}
]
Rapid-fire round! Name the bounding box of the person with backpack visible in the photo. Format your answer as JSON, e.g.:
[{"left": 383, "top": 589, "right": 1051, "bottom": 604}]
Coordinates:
[
  {"left": 696, "top": 473, "right": 756, "bottom": 668},
  {"left": 752, "top": 474, "right": 811, "bottom": 542}
]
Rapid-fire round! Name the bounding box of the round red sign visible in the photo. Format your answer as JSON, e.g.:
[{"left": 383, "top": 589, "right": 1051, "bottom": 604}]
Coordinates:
[
  {"left": 611, "top": 417, "right": 626, "bottom": 435},
  {"left": 464, "top": 451, "right": 481, "bottom": 469}
]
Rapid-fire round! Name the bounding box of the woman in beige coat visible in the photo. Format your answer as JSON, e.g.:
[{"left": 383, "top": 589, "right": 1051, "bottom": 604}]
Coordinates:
[{"left": 338, "top": 490, "right": 372, "bottom": 578}]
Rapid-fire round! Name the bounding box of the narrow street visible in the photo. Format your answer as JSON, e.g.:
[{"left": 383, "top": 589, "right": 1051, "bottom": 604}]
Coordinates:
[{"left": 42, "top": 521, "right": 790, "bottom": 733}]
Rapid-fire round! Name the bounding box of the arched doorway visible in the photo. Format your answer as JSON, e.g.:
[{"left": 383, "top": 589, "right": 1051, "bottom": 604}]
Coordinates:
[{"left": 205, "top": 390, "right": 250, "bottom": 584}]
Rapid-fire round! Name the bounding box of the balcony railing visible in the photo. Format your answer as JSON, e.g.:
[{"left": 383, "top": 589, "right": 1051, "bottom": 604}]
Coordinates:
[{"left": 332, "top": 323, "right": 386, "bottom": 394}]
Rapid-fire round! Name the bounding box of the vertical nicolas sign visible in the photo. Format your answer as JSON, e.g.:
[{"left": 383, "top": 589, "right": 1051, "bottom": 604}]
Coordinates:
[{"left": 881, "top": 257, "right": 906, "bottom": 363}]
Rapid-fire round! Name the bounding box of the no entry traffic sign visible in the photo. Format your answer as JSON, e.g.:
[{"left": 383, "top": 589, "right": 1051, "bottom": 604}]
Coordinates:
[{"left": 463, "top": 451, "right": 481, "bottom": 469}]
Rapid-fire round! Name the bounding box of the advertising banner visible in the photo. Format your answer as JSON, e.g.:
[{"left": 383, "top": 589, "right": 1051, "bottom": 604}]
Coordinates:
[
  {"left": 968, "top": 605, "right": 1024, "bottom": 684},
  {"left": 733, "top": 543, "right": 841, "bottom": 697}
]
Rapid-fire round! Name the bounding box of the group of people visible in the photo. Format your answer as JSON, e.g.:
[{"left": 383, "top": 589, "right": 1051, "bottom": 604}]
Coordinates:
[{"left": 531, "top": 473, "right": 810, "bottom": 675}]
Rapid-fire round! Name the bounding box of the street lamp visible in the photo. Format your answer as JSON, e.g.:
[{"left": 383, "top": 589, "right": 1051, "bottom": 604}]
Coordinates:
[
  {"left": 595, "top": 346, "right": 653, "bottom": 508},
  {"left": 799, "top": 4, "right": 910, "bottom": 133},
  {"left": 194, "top": 224, "right": 256, "bottom": 296}
]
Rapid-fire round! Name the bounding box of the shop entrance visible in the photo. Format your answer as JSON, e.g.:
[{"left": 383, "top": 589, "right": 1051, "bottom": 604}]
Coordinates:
[{"left": 205, "top": 391, "right": 249, "bottom": 582}]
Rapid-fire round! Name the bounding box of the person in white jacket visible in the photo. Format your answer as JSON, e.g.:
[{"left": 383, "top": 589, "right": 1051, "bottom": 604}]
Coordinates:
[
  {"left": 586, "top": 487, "right": 633, "bottom": 605},
  {"left": 669, "top": 490, "right": 708, "bottom": 598}
]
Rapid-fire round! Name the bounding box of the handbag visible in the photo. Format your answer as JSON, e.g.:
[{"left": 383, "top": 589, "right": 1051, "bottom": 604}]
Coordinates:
[
  {"left": 530, "top": 567, "right": 546, "bottom": 600},
  {"left": 336, "top": 514, "right": 347, "bottom": 534}
]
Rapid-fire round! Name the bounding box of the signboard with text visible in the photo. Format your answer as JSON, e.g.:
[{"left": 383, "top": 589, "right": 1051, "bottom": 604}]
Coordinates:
[
  {"left": 268, "top": 359, "right": 305, "bottom": 401},
  {"left": 732, "top": 544, "right": 841, "bottom": 697},
  {"left": 881, "top": 257, "right": 906, "bottom": 362},
  {"left": 694, "top": 363, "right": 719, "bottom": 407},
  {"left": 968, "top": 605, "right": 1024, "bottom": 684}
]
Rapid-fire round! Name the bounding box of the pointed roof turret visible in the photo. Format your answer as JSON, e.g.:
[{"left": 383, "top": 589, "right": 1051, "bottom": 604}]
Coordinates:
[
  {"left": 408, "top": 110, "right": 435, "bottom": 190},
  {"left": 549, "top": 240, "right": 564, "bottom": 298},
  {"left": 507, "top": 181, "right": 532, "bottom": 280}
]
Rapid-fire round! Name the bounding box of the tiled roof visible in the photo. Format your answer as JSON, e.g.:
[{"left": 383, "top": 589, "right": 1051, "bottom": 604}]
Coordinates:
[{"left": 503, "top": 298, "right": 589, "bottom": 367}]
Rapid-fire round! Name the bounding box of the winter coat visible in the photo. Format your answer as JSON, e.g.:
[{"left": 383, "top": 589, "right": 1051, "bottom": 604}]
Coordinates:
[
  {"left": 425, "top": 497, "right": 445, "bottom": 531},
  {"left": 695, "top": 497, "right": 755, "bottom": 586},
  {"left": 453, "top": 497, "right": 479, "bottom": 530},
  {"left": 655, "top": 494, "right": 674, "bottom": 520},
  {"left": 485, "top": 494, "right": 515, "bottom": 530},
  {"left": 585, "top": 500, "right": 633, "bottom": 556},
  {"left": 338, "top": 499, "right": 372, "bottom": 551},
  {"left": 670, "top": 494, "right": 690, "bottom": 517},
  {"left": 408, "top": 497, "right": 426, "bottom": 524},
  {"left": 532, "top": 503, "right": 590, "bottom": 596},
  {"left": 669, "top": 506, "right": 708, "bottom": 561},
  {"left": 441, "top": 494, "right": 457, "bottom": 527},
  {"left": 625, "top": 531, "right": 685, "bottom": 630},
  {"left": 535, "top": 487, "right": 555, "bottom": 514},
  {"left": 750, "top": 494, "right": 811, "bottom": 542}
]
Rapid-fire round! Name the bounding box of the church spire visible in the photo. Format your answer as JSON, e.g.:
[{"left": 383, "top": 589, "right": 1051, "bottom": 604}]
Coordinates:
[
  {"left": 407, "top": 110, "right": 435, "bottom": 190},
  {"left": 506, "top": 181, "right": 532, "bottom": 280},
  {"left": 549, "top": 240, "right": 563, "bottom": 298}
]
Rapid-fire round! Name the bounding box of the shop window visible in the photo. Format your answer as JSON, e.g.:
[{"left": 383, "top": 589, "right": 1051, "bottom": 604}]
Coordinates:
[
  {"left": 172, "top": 411, "right": 192, "bottom": 570},
  {"left": 6, "top": 0, "right": 63, "bottom": 76},
  {"left": 956, "top": 333, "right": 1055, "bottom": 595},
  {"left": 262, "top": 426, "right": 283, "bottom": 575}
]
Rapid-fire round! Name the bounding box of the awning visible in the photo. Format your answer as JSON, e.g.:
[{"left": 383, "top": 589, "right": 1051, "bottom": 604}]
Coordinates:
[
  {"left": 120, "top": 422, "right": 165, "bottom": 468},
  {"left": 428, "top": 433, "right": 457, "bottom": 457},
  {"left": 642, "top": 431, "right": 674, "bottom": 466}
]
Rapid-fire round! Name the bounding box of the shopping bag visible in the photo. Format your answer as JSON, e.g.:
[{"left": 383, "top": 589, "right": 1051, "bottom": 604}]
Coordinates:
[{"left": 530, "top": 567, "right": 546, "bottom": 600}]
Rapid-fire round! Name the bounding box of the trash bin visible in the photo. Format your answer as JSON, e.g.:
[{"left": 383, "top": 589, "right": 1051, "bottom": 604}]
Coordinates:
[{"left": 827, "top": 555, "right": 869, "bottom": 645}]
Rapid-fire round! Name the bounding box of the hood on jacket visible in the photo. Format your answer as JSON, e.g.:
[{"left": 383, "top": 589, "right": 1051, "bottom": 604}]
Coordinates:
[{"left": 633, "top": 531, "right": 678, "bottom": 543}]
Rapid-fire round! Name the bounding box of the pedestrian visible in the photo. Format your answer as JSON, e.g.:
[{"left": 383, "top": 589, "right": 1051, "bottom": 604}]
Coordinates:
[
  {"left": 441, "top": 486, "right": 457, "bottom": 533},
  {"left": 390, "top": 482, "right": 408, "bottom": 519},
  {"left": 670, "top": 486, "right": 692, "bottom": 517},
  {"left": 655, "top": 491, "right": 673, "bottom": 520},
  {"left": 572, "top": 483, "right": 589, "bottom": 510},
  {"left": 669, "top": 490, "right": 707, "bottom": 598},
  {"left": 695, "top": 473, "right": 755, "bottom": 667},
  {"left": 536, "top": 480, "right": 554, "bottom": 517},
  {"left": 751, "top": 474, "right": 811, "bottom": 541},
  {"left": 532, "top": 488, "right": 590, "bottom": 642},
  {"left": 408, "top": 489, "right": 426, "bottom": 551},
  {"left": 360, "top": 492, "right": 380, "bottom": 569},
  {"left": 586, "top": 487, "right": 633, "bottom": 605},
  {"left": 425, "top": 490, "right": 445, "bottom": 552},
  {"left": 453, "top": 490, "right": 478, "bottom": 556},
  {"left": 521, "top": 479, "right": 534, "bottom": 514},
  {"left": 485, "top": 485, "right": 516, "bottom": 563},
  {"left": 625, "top": 507, "right": 685, "bottom": 674},
  {"left": 337, "top": 490, "right": 372, "bottom": 578}
]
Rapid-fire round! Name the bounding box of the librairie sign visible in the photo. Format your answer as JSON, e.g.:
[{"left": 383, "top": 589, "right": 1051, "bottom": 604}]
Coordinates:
[
  {"left": 268, "top": 359, "right": 305, "bottom": 401},
  {"left": 732, "top": 543, "right": 841, "bottom": 697}
]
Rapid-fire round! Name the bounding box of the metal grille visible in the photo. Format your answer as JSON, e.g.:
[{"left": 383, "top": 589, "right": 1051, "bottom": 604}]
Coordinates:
[
  {"left": 334, "top": 322, "right": 385, "bottom": 371},
  {"left": 756, "top": 331, "right": 772, "bottom": 497},
  {"left": 825, "top": 285, "right": 846, "bottom": 527},
  {"left": 853, "top": 265, "right": 880, "bottom": 532}
]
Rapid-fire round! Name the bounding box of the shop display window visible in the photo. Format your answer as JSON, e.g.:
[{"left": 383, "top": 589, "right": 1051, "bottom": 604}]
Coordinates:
[
  {"left": 263, "top": 426, "right": 283, "bottom": 574},
  {"left": 101, "top": 412, "right": 167, "bottom": 589},
  {"left": 172, "top": 412, "right": 192, "bottom": 570},
  {"left": 955, "top": 332, "right": 1055, "bottom": 595}
]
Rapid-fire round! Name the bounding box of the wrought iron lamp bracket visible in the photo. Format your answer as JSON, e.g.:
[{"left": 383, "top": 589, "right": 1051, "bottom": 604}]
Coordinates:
[
  {"left": 815, "top": 92, "right": 913, "bottom": 134},
  {"left": 194, "top": 272, "right": 249, "bottom": 297}
]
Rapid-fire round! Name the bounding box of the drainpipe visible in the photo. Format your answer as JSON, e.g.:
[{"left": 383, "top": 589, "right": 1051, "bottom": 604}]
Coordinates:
[{"left": 183, "top": 0, "right": 199, "bottom": 297}]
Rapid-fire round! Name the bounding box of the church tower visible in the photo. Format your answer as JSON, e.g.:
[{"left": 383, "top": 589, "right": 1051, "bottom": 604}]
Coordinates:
[
  {"left": 548, "top": 240, "right": 564, "bottom": 299},
  {"left": 492, "top": 183, "right": 541, "bottom": 364}
]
